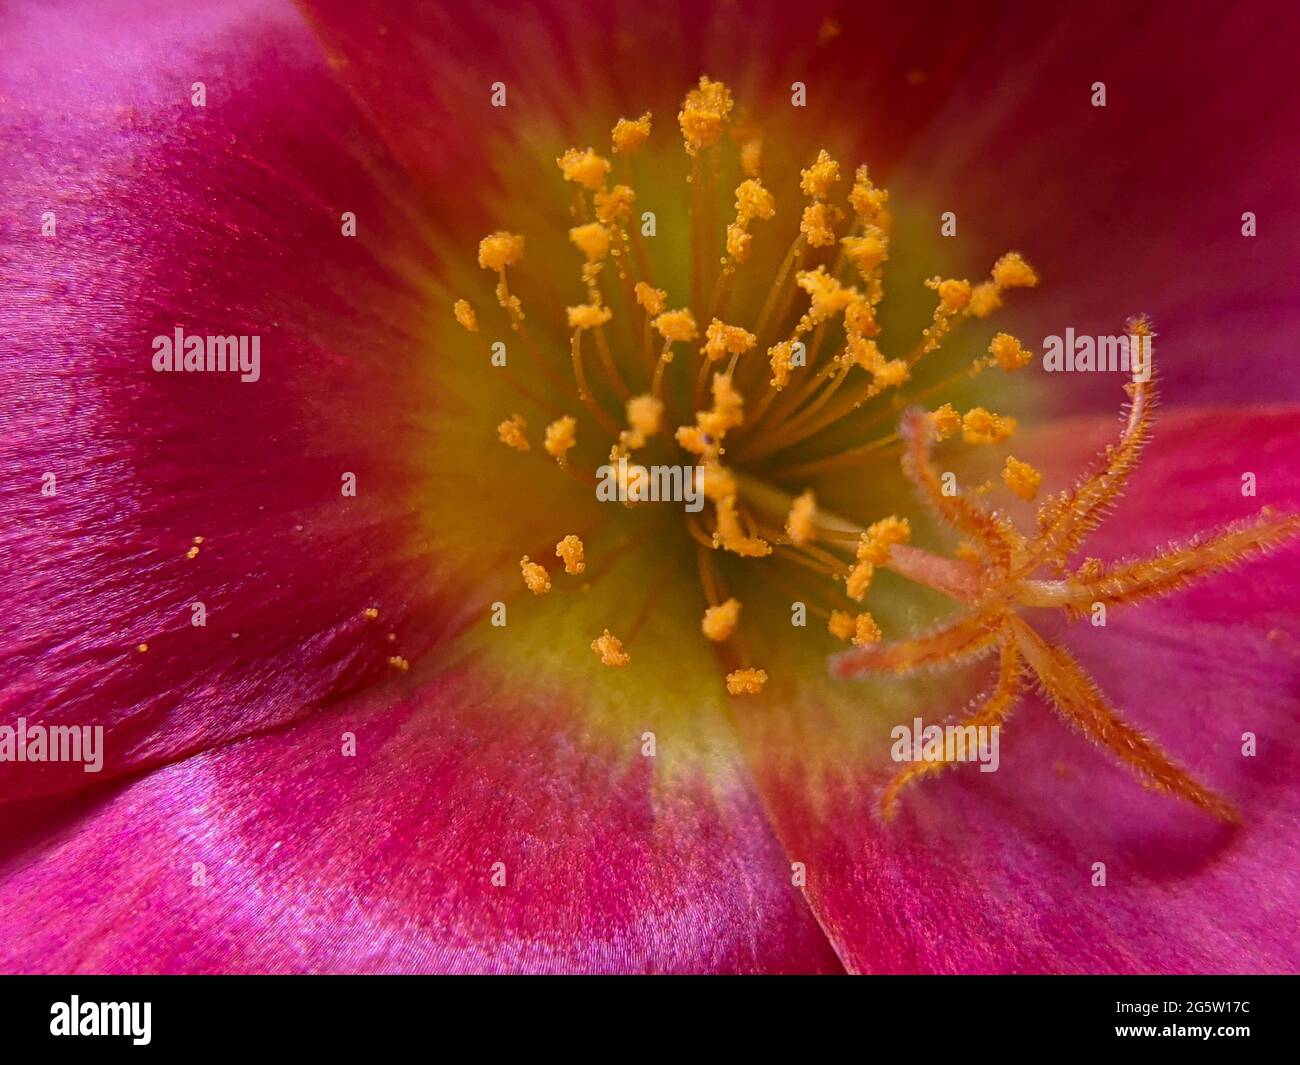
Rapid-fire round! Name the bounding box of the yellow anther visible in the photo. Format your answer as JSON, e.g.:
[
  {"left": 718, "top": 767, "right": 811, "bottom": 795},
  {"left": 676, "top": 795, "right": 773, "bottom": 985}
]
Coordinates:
[
  {"left": 726, "top": 668, "right": 768, "bottom": 694},
  {"left": 936, "top": 278, "right": 972, "bottom": 313},
  {"left": 653, "top": 308, "right": 699, "bottom": 343},
  {"left": 567, "top": 303, "right": 613, "bottom": 330},
  {"left": 988, "top": 332, "right": 1032, "bottom": 372},
  {"left": 626, "top": 394, "right": 663, "bottom": 438},
  {"left": 786, "top": 490, "right": 817, "bottom": 546},
  {"left": 478, "top": 231, "right": 524, "bottom": 271},
  {"left": 969, "top": 282, "right": 1003, "bottom": 319},
  {"left": 678, "top": 75, "right": 734, "bottom": 155},
  {"left": 497, "top": 413, "right": 530, "bottom": 451},
  {"left": 591, "top": 628, "right": 630, "bottom": 666},
  {"left": 962, "top": 407, "right": 1017, "bottom": 445},
  {"left": 797, "top": 266, "right": 858, "bottom": 321},
  {"left": 845, "top": 560, "right": 874, "bottom": 600},
  {"left": 726, "top": 537, "right": 774, "bottom": 558},
  {"left": 453, "top": 299, "right": 479, "bottom": 333},
  {"left": 611, "top": 112, "right": 652, "bottom": 154},
  {"left": 800, "top": 201, "right": 842, "bottom": 247},
  {"left": 1002, "top": 456, "right": 1043, "bottom": 501},
  {"left": 363, "top": 607, "right": 379, "bottom": 620},
  {"left": 710, "top": 373, "right": 745, "bottom": 428},
  {"left": 852, "top": 612, "right": 883, "bottom": 646},
  {"left": 594, "top": 185, "right": 635, "bottom": 224},
  {"left": 872, "top": 358, "right": 910, "bottom": 389},
  {"left": 701, "top": 463, "right": 737, "bottom": 501},
  {"left": 569, "top": 222, "right": 612, "bottom": 262},
  {"left": 712, "top": 491, "right": 743, "bottom": 540},
  {"left": 556, "top": 147, "right": 611, "bottom": 191},
  {"left": 701, "top": 597, "right": 742, "bottom": 642},
  {"left": 635, "top": 282, "right": 667, "bottom": 317},
  {"left": 520, "top": 556, "right": 551, "bottom": 595},
  {"left": 387, "top": 655, "right": 410, "bottom": 672},
  {"left": 991, "top": 251, "right": 1038, "bottom": 289},
  {"left": 556, "top": 534, "right": 586, "bottom": 575},
  {"left": 842, "top": 229, "right": 888, "bottom": 275},
  {"left": 702, "top": 319, "right": 757, "bottom": 362},
  {"left": 725, "top": 224, "right": 753, "bottom": 262},
  {"left": 844, "top": 298, "right": 879, "bottom": 339},
  {"left": 848, "top": 164, "right": 890, "bottom": 222},
  {"left": 769, "top": 341, "right": 795, "bottom": 389},
  {"left": 675, "top": 424, "right": 715, "bottom": 458},
  {"left": 735, "top": 179, "right": 776, "bottom": 225},
  {"left": 799, "top": 149, "right": 841, "bottom": 200},
  {"left": 740, "top": 138, "right": 763, "bottom": 177},
  {"left": 858, "top": 516, "right": 911, "bottom": 564},
  {"left": 544, "top": 415, "right": 577, "bottom": 464},
  {"left": 930, "top": 403, "right": 961, "bottom": 440},
  {"left": 828, "top": 611, "right": 857, "bottom": 641},
  {"left": 848, "top": 336, "right": 884, "bottom": 372}
]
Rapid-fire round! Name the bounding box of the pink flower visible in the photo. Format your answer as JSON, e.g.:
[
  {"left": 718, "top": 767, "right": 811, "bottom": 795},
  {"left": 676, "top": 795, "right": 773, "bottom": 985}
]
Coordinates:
[{"left": 1, "top": 0, "right": 1297, "bottom": 973}]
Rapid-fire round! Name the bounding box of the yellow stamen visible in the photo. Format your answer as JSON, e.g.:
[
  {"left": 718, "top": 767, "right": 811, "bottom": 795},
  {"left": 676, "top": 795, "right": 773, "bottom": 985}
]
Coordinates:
[
  {"left": 497, "top": 413, "right": 529, "bottom": 451},
  {"left": 544, "top": 415, "right": 577, "bottom": 465},
  {"left": 611, "top": 112, "right": 652, "bottom": 154},
  {"left": 453, "top": 299, "right": 479, "bottom": 333},
  {"left": 591, "top": 628, "right": 630, "bottom": 666},
  {"left": 520, "top": 556, "right": 551, "bottom": 595},
  {"left": 962, "top": 407, "right": 1017, "bottom": 445},
  {"left": 477, "top": 231, "right": 524, "bottom": 271},
  {"left": 678, "top": 76, "right": 734, "bottom": 155},
  {"left": 556, "top": 534, "right": 586, "bottom": 575},
  {"left": 556, "top": 147, "right": 612, "bottom": 191},
  {"left": 701, "top": 597, "right": 741, "bottom": 642},
  {"left": 785, "top": 490, "right": 817, "bottom": 546},
  {"left": 726, "top": 668, "right": 768, "bottom": 694},
  {"left": 1002, "top": 456, "right": 1042, "bottom": 501}
]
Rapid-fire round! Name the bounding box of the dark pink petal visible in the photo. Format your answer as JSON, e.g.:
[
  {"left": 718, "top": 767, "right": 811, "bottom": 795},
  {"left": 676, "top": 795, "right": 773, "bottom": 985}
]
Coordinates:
[
  {"left": 735, "top": 406, "right": 1300, "bottom": 972},
  {"left": 0, "top": 655, "right": 841, "bottom": 974},
  {"left": 0, "top": 0, "right": 475, "bottom": 799}
]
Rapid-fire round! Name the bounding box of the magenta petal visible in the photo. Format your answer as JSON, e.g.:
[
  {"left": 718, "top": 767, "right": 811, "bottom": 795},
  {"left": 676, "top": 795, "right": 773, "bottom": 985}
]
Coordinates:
[
  {"left": 736, "top": 406, "right": 1300, "bottom": 973},
  {"left": 0, "top": 0, "right": 473, "bottom": 800},
  {"left": 0, "top": 655, "right": 842, "bottom": 974}
]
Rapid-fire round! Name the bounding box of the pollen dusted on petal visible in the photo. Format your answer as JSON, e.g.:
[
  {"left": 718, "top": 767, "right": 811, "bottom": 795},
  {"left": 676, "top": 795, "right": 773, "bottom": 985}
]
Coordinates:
[
  {"left": 497, "top": 413, "right": 529, "bottom": 451},
  {"left": 726, "top": 668, "right": 768, "bottom": 694},
  {"left": 591, "top": 628, "right": 630, "bottom": 666},
  {"left": 556, "top": 534, "right": 586, "bottom": 575},
  {"left": 520, "top": 556, "right": 551, "bottom": 595},
  {"left": 702, "top": 597, "right": 741, "bottom": 642},
  {"left": 453, "top": 299, "right": 479, "bottom": 333},
  {"left": 387, "top": 655, "right": 410, "bottom": 672}
]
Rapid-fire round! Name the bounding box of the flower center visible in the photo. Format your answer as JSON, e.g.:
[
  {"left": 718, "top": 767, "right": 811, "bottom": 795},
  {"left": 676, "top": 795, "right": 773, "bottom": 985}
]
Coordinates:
[
  {"left": 453, "top": 76, "right": 1299, "bottom": 819},
  {"left": 459, "top": 76, "right": 1038, "bottom": 694}
]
